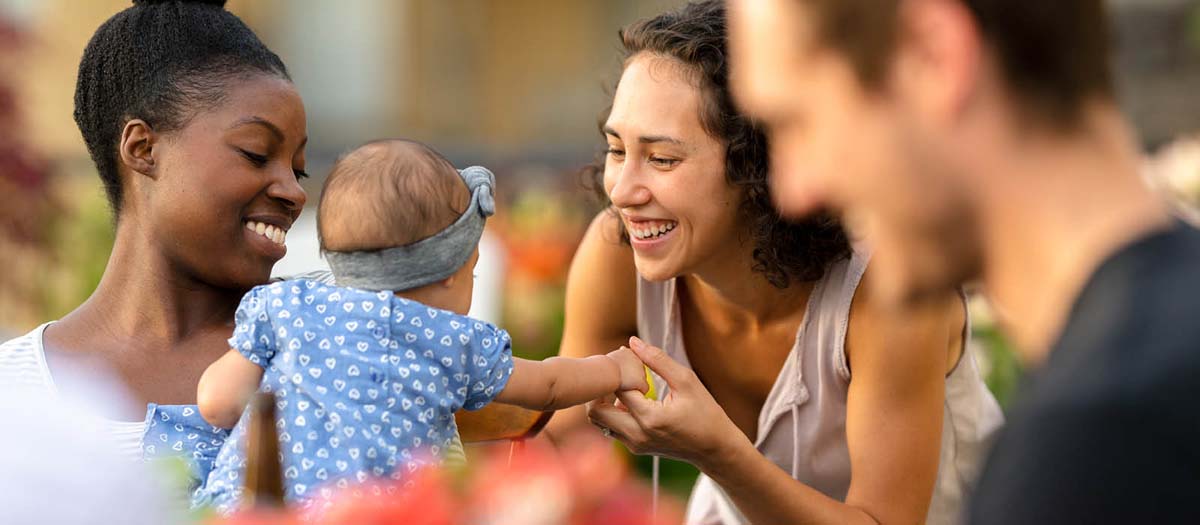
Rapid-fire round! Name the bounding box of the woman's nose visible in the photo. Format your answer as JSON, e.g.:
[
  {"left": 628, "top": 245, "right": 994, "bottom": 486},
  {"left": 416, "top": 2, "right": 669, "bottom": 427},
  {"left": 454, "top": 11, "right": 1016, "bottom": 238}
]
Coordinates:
[
  {"left": 607, "top": 162, "right": 651, "bottom": 209},
  {"left": 268, "top": 169, "right": 307, "bottom": 212}
]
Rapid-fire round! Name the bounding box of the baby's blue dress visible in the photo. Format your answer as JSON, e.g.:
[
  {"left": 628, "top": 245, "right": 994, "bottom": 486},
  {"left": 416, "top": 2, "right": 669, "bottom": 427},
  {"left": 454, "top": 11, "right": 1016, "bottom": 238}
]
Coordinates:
[
  {"left": 193, "top": 280, "right": 513, "bottom": 512},
  {"left": 143, "top": 403, "right": 230, "bottom": 481}
]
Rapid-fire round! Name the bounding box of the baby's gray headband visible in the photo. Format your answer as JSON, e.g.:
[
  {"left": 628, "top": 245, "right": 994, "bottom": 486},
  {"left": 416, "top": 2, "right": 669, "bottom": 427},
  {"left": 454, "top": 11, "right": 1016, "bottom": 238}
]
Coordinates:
[{"left": 324, "top": 166, "right": 495, "bottom": 291}]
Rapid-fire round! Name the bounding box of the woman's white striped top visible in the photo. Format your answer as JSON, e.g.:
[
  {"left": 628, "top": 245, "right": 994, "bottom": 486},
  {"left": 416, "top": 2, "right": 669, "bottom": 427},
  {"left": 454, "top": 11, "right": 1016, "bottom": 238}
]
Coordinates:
[{"left": 0, "top": 323, "right": 145, "bottom": 461}]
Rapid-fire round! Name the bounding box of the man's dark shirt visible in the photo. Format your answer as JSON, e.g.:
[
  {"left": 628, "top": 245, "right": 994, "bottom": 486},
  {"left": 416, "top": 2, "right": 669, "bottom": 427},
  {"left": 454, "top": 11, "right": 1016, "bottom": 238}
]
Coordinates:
[{"left": 970, "top": 223, "right": 1200, "bottom": 524}]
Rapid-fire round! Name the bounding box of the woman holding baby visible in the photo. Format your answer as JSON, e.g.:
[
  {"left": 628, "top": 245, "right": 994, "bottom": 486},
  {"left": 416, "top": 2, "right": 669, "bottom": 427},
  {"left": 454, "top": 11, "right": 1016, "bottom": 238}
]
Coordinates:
[
  {"left": 0, "top": 0, "right": 539, "bottom": 498},
  {"left": 0, "top": 0, "right": 541, "bottom": 504},
  {"left": 0, "top": 0, "right": 310, "bottom": 486},
  {"left": 549, "top": 2, "right": 1003, "bottom": 524}
]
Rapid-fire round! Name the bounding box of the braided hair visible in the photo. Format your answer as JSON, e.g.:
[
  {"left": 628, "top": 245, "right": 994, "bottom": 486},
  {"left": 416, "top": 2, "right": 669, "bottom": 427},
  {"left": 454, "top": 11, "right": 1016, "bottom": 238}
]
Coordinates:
[{"left": 73, "top": 0, "right": 290, "bottom": 216}]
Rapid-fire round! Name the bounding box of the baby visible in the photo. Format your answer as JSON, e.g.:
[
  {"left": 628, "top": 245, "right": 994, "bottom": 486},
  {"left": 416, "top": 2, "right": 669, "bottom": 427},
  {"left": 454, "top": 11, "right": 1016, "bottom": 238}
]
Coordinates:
[{"left": 193, "top": 139, "right": 647, "bottom": 511}]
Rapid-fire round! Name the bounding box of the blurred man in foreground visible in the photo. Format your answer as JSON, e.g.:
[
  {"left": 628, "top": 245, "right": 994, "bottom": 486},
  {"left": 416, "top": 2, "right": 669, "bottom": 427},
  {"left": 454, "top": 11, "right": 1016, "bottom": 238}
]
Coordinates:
[{"left": 728, "top": 0, "right": 1200, "bottom": 522}]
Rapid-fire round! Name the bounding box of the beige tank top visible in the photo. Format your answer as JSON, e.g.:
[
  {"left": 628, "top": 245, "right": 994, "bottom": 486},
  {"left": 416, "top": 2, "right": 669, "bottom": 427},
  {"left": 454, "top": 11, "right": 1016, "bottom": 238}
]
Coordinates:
[{"left": 637, "top": 250, "right": 1003, "bottom": 525}]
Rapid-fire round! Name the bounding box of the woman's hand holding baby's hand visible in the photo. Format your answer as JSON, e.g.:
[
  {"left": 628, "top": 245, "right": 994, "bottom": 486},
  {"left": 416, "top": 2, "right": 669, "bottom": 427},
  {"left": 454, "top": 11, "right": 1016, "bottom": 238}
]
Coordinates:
[
  {"left": 607, "top": 346, "right": 649, "bottom": 394},
  {"left": 588, "top": 337, "right": 750, "bottom": 468}
]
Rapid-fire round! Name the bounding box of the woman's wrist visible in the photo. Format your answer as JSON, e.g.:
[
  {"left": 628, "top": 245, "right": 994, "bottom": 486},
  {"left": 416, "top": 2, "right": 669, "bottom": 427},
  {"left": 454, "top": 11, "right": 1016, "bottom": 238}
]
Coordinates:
[{"left": 693, "top": 424, "right": 756, "bottom": 476}]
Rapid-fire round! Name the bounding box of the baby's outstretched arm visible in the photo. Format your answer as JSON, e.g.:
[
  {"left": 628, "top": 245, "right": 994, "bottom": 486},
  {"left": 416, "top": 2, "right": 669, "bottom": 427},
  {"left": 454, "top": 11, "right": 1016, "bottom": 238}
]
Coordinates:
[
  {"left": 494, "top": 347, "right": 648, "bottom": 411},
  {"left": 197, "top": 349, "right": 265, "bottom": 429}
]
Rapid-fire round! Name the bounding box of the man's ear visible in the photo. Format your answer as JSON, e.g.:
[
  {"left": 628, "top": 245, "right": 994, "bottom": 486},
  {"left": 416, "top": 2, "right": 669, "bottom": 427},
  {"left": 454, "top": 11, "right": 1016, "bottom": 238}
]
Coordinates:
[
  {"left": 893, "top": 0, "right": 982, "bottom": 125},
  {"left": 118, "top": 118, "right": 159, "bottom": 178},
  {"left": 441, "top": 274, "right": 457, "bottom": 288}
]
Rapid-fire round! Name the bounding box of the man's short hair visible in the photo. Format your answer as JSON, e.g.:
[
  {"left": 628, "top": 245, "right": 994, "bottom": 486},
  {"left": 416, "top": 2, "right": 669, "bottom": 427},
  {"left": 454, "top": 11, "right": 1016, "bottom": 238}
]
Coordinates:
[{"left": 800, "top": 0, "right": 1115, "bottom": 128}]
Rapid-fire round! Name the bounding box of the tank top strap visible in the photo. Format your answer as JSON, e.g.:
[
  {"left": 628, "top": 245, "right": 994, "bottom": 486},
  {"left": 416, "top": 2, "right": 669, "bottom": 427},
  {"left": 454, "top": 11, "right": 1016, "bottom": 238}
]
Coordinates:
[
  {"left": 635, "top": 276, "right": 685, "bottom": 362},
  {"left": 806, "top": 248, "right": 871, "bottom": 382}
]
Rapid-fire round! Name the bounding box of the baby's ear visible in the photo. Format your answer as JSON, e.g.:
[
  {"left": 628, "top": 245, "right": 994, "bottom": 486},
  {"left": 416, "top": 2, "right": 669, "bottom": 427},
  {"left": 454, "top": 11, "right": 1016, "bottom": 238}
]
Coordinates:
[{"left": 441, "top": 274, "right": 457, "bottom": 288}]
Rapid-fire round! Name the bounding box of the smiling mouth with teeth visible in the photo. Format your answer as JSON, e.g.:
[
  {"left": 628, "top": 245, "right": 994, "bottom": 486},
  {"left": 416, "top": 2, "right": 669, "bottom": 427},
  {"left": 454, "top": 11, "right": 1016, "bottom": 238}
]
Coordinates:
[
  {"left": 630, "top": 221, "right": 677, "bottom": 240},
  {"left": 245, "top": 220, "right": 288, "bottom": 245}
]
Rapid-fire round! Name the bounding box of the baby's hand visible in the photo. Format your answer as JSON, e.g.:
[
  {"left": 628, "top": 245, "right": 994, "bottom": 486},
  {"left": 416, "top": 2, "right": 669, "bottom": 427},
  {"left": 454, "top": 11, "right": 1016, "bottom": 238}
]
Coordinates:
[{"left": 607, "top": 346, "right": 649, "bottom": 394}]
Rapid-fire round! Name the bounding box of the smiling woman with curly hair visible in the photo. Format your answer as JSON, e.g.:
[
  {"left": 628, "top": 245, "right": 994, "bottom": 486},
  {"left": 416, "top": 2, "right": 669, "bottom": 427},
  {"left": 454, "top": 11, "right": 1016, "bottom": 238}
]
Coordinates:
[
  {"left": 549, "top": 2, "right": 1003, "bottom": 524},
  {"left": 580, "top": 2, "right": 850, "bottom": 289}
]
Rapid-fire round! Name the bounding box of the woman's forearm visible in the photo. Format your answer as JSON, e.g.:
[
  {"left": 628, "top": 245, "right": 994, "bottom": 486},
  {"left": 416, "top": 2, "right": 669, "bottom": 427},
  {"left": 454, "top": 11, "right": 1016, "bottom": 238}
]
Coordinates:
[{"left": 700, "top": 439, "right": 882, "bottom": 525}]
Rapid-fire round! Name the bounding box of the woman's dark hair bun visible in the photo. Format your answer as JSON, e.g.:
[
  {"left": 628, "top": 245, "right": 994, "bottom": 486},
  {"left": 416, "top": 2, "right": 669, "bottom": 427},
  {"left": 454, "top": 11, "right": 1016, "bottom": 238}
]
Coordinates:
[{"left": 132, "top": 0, "right": 227, "bottom": 7}]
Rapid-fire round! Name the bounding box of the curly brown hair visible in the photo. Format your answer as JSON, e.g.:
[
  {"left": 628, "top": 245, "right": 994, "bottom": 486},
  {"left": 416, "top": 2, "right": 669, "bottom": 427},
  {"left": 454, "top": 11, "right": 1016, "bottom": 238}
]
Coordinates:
[{"left": 585, "top": 0, "right": 849, "bottom": 288}]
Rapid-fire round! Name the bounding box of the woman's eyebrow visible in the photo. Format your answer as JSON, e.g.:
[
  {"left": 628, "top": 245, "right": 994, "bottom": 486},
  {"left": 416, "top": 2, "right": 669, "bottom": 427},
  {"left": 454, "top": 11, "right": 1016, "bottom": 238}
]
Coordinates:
[
  {"left": 637, "top": 134, "right": 684, "bottom": 146},
  {"left": 229, "top": 116, "right": 284, "bottom": 142},
  {"left": 603, "top": 125, "right": 684, "bottom": 146}
]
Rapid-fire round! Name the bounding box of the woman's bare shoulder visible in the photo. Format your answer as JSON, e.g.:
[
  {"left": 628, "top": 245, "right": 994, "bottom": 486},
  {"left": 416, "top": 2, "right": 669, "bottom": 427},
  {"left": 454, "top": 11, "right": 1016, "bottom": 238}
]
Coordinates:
[{"left": 846, "top": 261, "right": 965, "bottom": 374}]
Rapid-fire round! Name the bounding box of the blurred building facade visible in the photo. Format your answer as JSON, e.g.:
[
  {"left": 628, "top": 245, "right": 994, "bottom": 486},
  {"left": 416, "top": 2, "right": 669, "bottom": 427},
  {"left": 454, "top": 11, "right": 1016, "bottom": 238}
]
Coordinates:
[
  {"left": 1113, "top": 0, "right": 1200, "bottom": 147},
  {"left": 6, "top": 0, "right": 1199, "bottom": 164},
  {"left": 10, "top": 0, "right": 682, "bottom": 170}
]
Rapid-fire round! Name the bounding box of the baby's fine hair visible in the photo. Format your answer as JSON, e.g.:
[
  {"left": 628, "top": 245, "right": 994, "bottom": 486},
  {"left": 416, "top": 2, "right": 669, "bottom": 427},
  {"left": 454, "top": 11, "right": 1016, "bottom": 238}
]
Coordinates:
[{"left": 317, "top": 139, "right": 470, "bottom": 252}]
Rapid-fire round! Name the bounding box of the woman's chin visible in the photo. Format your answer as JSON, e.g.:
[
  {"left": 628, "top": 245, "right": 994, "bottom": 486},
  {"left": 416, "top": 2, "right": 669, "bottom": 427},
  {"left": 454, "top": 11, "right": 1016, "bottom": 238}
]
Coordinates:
[
  {"left": 632, "top": 257, "right": 681, "bottom": 283},
  {"left": 198, "top": 258, "right": 275, "bottom": 292}
]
